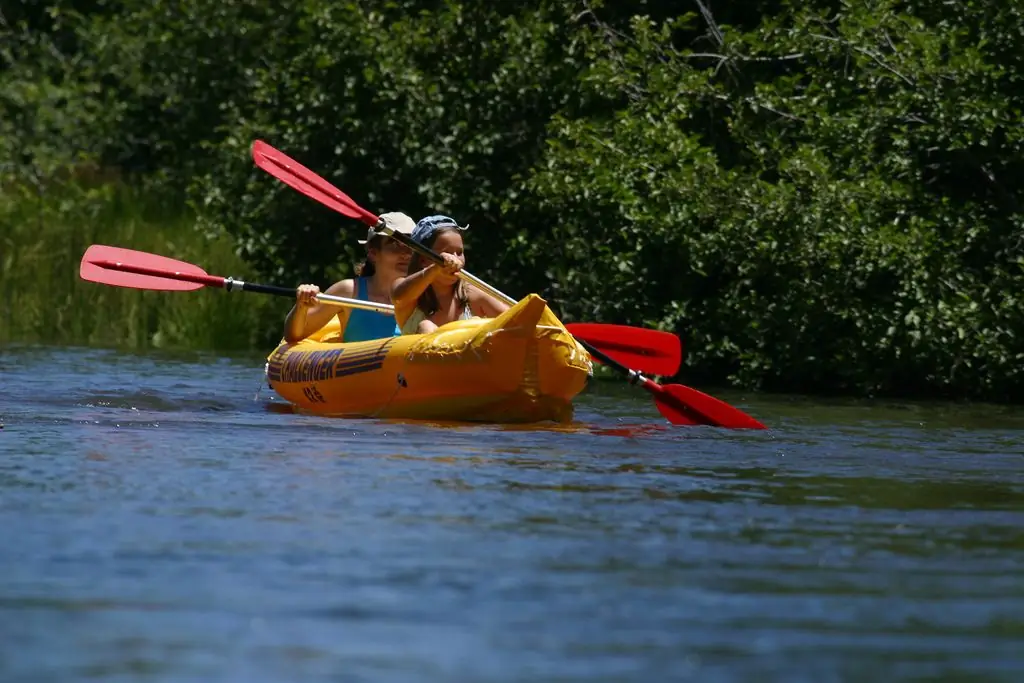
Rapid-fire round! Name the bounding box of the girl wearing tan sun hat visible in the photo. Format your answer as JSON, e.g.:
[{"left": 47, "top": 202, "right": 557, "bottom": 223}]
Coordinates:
[{"left": 283, "top": 212, "right": 415, "bottom": 343}]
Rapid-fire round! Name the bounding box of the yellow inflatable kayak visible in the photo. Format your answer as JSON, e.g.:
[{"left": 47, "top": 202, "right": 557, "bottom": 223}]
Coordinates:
[{"left": 265, "top": 294, "right": 592, "bottom": 423}]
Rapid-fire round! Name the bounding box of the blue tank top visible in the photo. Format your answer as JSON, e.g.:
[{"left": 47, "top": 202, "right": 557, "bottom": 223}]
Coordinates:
[{"left": 342, "top": 278, "right": 401, "bottom": 342}]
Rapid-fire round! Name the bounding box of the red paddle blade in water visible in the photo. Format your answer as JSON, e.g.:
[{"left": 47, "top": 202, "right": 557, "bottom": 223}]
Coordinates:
[
  {"left": 79, "top": 245, "right": 210, "bottom": 291},
  {"left": 649, "top": 381, "right": 767, "bottom": 429},
  {"left": 566, "top": 322, "right": 681, "bottom": 377},
  {"left": 251, "top": 140, "right": 378, "bottom": 226}
]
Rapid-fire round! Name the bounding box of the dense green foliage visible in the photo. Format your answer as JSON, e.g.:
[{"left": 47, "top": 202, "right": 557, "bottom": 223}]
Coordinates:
[{"left": 3, "top": 0, "right": 1021, "bottom": 400}]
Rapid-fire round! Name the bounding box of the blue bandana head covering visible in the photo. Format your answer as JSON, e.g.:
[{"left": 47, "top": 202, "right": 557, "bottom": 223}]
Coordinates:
[{"left": 411, "top": 214, "right": 468, "bottom": 245}]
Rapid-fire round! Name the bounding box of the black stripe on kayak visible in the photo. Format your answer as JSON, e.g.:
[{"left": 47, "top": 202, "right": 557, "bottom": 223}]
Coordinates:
[{"left": 333, "top": 359, "right": 387, "bottom": 378}]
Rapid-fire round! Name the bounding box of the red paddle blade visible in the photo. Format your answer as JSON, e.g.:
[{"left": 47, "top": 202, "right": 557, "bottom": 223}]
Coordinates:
[
  {"left": 651, "top": 382, "right": 767, "bottom": 429},
  {"left": 566, "top": 323, "right": 681, "bottom": 377},
  {"left": 251, "top": 140, "right": 378, "bottom": 226},
  {"left": 651, "top": 395, "right": 701, "bottom": 426},
  {"left": 79, "top": 245, "right": 208, "bottom": 291}
]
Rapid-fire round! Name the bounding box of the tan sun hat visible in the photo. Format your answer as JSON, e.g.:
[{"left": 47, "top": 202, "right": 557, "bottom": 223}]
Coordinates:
[{"left": 357, "top": 211, "right": 415, "bottom": 245}]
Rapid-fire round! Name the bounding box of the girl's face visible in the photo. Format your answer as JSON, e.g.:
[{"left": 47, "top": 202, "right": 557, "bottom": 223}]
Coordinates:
[
  {"left": 430, "top": 230, "right": 465, "bottom": 285},
  {"left": 368, "top": 237, "right": 412, "bottom": 277}
]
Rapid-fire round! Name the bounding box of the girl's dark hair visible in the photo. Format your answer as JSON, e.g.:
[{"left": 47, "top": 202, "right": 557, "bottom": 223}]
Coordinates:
[
  {"left": 355, "top": 235, "right": 384, "bottom": 277},
  {"left": 408, "top": 228, "right": 468, "bottom": 316}
]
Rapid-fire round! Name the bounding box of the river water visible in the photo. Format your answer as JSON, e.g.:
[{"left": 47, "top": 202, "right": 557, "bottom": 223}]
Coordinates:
[{"left": 1, "top": 343, "right": 1022, "bottom": 682}]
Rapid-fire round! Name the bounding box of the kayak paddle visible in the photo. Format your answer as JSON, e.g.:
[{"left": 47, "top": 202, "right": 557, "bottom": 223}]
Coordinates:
[
  {"left": 251, "top": 140, "right": 767, "bottom": 429},
  {"left": 79, "top": 244, "right": 394, "bottom": 313}
]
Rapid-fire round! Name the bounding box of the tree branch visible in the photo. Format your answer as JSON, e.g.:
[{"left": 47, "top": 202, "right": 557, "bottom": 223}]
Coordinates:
[
  {"left": 692, "top": 0, "right": 725, "bottom": 47},
  {"left": 678, "top": 51, "right": 806, "bottom": 64},
  {"left": 808, "top": 33, "right": 916, "bottom": 87}
]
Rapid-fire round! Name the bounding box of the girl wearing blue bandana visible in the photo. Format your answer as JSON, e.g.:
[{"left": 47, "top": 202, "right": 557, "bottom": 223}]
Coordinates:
[{"left": 391, "top": 215, "right": 510, "bottom": 335}]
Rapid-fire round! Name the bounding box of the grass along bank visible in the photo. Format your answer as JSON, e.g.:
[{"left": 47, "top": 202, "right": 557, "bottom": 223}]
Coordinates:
[{"left": 1, "top": 182, "right": 281, "bottom": 351}]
